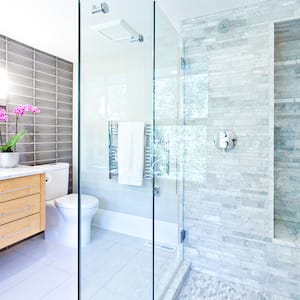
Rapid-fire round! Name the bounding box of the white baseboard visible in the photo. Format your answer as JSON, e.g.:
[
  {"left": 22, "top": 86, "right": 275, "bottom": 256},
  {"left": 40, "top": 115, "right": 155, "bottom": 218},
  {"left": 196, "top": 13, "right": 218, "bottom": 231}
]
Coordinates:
[{"left": 92, "top": 209, "right": 178, "bottom": 246}]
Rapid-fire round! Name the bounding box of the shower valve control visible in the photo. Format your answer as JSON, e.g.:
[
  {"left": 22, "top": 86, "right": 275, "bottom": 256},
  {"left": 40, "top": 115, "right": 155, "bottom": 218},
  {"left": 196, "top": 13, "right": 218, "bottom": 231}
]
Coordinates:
[{"left": 214, "top": 130, "right": 237, "bottom": 152}]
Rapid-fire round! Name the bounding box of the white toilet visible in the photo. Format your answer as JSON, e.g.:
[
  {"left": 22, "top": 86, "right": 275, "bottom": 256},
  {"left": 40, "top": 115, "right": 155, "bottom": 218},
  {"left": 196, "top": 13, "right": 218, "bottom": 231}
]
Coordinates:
[{"left": 43, "top": 163, "right": 98, "bottom": 247}]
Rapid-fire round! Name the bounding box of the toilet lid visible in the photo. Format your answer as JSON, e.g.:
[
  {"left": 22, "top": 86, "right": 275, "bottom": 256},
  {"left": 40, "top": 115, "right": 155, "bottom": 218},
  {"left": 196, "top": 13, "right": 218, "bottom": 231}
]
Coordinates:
[{"left": 55, "top": 194, "right": 98, "bottom": 209}]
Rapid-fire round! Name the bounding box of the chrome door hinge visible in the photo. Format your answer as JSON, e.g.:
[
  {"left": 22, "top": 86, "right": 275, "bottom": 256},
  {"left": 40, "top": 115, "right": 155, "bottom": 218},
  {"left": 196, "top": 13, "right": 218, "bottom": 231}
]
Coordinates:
[{"left": 180, "top": 229, "right": 186, "bottom": 243}]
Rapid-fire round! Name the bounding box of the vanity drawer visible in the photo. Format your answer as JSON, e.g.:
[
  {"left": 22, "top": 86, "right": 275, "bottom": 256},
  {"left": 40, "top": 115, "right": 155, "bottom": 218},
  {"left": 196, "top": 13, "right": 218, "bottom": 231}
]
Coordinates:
[
  {"left": 0, "top": 194, "right": 41, "bottom": 225},
  {"left": 0, "top": 175, "right": 41, "bottom": 203},
  {"left": 0, "top": 214, "right": 40, "bottom": 249}
]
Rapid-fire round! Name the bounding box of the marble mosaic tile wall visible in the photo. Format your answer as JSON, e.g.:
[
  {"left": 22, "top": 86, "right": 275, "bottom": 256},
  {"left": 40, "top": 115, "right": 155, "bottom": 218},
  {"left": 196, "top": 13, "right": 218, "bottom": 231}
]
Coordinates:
[
  {"left": 274, "top": 19, "right": 300, "bottom": 224},
  {"left": 0, "top": 34, "right": 73, "bottom": 190},
  {"left": 182, "top": 0, "right": 300, "bottom": 298}
]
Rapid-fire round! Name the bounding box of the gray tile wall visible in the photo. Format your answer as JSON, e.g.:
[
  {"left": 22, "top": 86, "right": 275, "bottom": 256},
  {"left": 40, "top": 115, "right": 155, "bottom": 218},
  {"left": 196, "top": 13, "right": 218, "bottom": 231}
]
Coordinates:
[
  {"left": 0, "top": 35, "right": 73, "bottom": 190},
  {"left": 182, "top": 0, "right": 300, "bottom": 298},
  {"left": 274, "top": 19, "right": 300, "bottom": 224}
]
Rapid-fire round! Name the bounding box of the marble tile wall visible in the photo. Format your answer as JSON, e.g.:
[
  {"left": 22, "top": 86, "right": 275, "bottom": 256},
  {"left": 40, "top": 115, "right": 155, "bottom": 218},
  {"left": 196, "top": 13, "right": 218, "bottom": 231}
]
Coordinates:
[
  {"left": 182, "top": 0, "right": 300, "bottom": 298},
  {"left": 274, "top": 19, "right": 300, "bottom": 224}
]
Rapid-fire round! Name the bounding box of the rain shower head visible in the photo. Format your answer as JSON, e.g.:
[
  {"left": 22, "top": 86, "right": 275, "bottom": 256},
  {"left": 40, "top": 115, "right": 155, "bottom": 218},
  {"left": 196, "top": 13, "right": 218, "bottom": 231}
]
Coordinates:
[{"left": 92, "top": 19, "right": 144, "bottom": 43}]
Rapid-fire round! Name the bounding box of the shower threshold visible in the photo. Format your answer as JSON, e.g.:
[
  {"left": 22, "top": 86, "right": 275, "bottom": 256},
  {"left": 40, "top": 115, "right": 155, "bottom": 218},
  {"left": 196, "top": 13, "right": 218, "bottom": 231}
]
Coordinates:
[{"left": 161, "top": 261, "right": 191, "bottom": 300}]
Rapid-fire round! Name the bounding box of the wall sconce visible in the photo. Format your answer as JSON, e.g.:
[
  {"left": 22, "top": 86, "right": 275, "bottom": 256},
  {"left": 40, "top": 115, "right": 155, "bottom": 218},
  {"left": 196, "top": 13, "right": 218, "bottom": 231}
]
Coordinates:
[{"left": 0, "top": 68, "right": 8, "bottom": 106}]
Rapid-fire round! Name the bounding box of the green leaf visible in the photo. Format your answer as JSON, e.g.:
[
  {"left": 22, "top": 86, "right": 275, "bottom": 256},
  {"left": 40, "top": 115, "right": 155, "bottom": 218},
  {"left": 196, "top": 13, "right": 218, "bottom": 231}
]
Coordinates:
[
  {"left": 0, "top": 130, "right": 27, "bottom": 152},
  {"left": 0, "top": 145, "right": 10, "bottom": 152}
]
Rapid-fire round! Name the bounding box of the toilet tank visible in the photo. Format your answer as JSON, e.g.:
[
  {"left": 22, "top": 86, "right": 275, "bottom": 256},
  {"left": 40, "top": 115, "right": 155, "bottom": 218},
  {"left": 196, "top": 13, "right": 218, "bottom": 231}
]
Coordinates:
[{"left": 41, "top": 163, "right": 69, "bottom": 201}]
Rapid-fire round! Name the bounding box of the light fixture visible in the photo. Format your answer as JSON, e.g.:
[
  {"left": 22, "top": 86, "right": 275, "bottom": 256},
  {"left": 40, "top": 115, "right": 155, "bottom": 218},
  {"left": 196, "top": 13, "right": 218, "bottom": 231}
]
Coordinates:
[{"left": 0, "top": 68, "right": 8, "bottom": 105}]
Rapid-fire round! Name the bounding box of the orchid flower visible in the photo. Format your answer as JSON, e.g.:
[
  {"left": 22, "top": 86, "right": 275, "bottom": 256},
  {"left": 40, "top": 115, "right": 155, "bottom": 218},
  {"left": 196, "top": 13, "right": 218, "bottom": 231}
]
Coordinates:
[
  {"left": 13, "top": 104, "right": 40, "bottom": 134},
  {"left": 0, "top": 104, "right": 41, "bottom": 153},
  {"left": 0, "top": 108, "right": 8, "bottom": 146}
]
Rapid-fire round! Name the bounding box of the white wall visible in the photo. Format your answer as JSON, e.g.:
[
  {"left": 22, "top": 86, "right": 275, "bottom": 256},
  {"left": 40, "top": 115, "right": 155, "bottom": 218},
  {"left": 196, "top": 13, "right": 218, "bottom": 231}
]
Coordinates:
[
  {"left": 0, "top": 0, "right": 79, "bottom": 190},
  {"left": 80, "top": 48, "right": 154, "bottom": 218},
  {"left": 0, "top": 0, "right": 77, "bottom": 62}
]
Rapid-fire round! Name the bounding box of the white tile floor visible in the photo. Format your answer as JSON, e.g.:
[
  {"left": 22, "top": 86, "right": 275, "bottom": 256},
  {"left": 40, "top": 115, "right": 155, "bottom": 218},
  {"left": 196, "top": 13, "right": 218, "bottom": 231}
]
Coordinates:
[
  {"left": 0, "top": 227, "right": 179, "bottom": 300},
  {"left": 81, "top": 228, "right": 178, "bottom": 300},
  {"left": 0, "top": 234, "right": 78, "bottom": 300}
]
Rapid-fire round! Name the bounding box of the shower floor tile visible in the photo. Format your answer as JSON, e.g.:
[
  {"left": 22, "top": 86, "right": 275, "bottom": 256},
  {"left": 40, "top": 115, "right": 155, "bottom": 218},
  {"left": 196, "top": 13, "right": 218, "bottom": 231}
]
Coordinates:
[{"left": 177, "top": 271, "right": 292, "bottom": 300}]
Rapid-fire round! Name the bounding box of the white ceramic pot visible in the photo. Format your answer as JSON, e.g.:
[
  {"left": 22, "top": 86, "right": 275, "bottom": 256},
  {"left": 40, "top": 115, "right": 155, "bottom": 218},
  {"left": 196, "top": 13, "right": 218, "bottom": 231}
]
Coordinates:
[{"left": 0, "top": 152, "right": 19, "bottom": 168}]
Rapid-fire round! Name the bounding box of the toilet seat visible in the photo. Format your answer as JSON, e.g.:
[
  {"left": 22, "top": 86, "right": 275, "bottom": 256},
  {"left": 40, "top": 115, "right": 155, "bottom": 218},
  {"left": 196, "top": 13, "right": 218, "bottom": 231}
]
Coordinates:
[{"left": 55, "top": 193, "right": 98, "bottom": 209}]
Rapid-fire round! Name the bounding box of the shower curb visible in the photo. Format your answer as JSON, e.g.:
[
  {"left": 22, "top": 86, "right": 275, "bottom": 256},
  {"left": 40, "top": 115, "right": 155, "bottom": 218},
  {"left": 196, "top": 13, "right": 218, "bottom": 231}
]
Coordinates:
[{"left": 161, "top": 260, "right": 191, "bottom": 300}]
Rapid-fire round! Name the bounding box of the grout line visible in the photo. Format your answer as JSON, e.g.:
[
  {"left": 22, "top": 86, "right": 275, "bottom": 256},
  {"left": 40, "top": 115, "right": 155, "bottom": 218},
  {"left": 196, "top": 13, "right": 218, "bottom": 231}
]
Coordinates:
[
  {"left": 33, "top": 48, "right": 36, "bottom": 164},
  {"left": 1, "top": 48, "right": 73, "bottom": 73}
]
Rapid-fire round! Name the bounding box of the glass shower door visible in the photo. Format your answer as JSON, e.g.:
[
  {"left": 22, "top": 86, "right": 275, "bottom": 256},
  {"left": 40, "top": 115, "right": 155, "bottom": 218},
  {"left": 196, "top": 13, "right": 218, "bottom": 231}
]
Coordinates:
[
  {"left": 153, "top": 2, "right": 184, "bottom": 299},
  {"left": 79, "top": 1, "right": 154, "bottom": 299},
  {"left": 79, "top": 1, "right": 184, "bottom": 298}
]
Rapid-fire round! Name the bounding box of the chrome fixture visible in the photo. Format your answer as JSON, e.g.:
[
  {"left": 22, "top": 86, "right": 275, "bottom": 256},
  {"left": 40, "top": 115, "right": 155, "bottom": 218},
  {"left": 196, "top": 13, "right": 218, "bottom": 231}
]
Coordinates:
[
  {"left": 181, "top": 57, "right": 190, "bottom": 71},
  {"left": 92, "top": 2, "right": 109, "bottom": 14},
  {"left": 130, "top": 34, "right": 144, "bottom": 43},
  {"left": 108, "top": 121, "right": 153, "bottom": 179},
  {"left": 217, "top": 19, "right": 231, "bottom": 33},
  {"left": 214, "top": 130, "right": 237, "bottom": 152}
]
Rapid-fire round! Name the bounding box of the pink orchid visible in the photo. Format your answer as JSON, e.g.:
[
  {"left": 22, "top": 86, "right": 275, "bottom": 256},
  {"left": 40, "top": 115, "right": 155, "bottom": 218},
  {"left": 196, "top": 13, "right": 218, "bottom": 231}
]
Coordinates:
[
  {"left": 24, "top": 104, "right": 40, "bottom": 113},
  {"left": 0, "top": 108, "right": 7, "bottom": 146},
  {"left": 0, "top": 115, "right": 8, "bottom": 122},
  {"left": 0, "top": 104, "right": 41, "bottom": 150},
  {"left": 13, "top": 104, "right": 41, "bottom": 136},
  {"left": 13, "top": 105, "right": 25, "bottom": 116},
  {"left": 13, "top": 104, "right": 41, "bottom": 116},
  {"left": 0, "top": 108, "right": 8, "bottom": 122}
]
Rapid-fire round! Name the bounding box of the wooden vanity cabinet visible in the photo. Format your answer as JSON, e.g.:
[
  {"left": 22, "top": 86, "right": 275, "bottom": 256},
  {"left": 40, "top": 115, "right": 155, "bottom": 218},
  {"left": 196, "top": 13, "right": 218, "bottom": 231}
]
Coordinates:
[{"left": 0, "top": 174, "right": 45, "bottom": 249}]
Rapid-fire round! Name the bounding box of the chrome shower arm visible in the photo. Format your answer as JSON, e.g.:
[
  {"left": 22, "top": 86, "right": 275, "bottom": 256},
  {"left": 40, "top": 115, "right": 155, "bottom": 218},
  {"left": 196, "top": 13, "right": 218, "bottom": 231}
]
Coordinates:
[{"left": 91, "top": 2, "right": 109, "bottom": 14}]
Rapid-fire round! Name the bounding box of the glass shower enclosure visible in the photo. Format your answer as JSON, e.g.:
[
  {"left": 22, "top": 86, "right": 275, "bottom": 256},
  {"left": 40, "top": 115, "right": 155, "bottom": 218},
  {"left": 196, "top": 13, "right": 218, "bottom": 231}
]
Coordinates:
[{"left": 79, "top": 0, "right": 184, "bottom": 298}]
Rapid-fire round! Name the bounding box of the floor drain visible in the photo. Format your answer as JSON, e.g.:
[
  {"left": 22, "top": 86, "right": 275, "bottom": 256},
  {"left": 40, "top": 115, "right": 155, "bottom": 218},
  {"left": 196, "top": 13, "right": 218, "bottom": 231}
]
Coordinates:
[{"left": 144, "top": 241, "right": 176, "bottom": 253}]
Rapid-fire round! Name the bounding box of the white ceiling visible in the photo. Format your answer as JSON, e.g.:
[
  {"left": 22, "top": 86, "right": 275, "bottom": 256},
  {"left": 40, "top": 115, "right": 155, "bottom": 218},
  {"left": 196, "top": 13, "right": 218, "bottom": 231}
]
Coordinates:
[
  {"left": 158, "top": 0, "right": 264, "bottom": 30},
  {"left": 0, "top": 0, "right": 266, "bottom": 62},
  {"left": 0, "top": 0, "right": 78, "bottom": 62}
]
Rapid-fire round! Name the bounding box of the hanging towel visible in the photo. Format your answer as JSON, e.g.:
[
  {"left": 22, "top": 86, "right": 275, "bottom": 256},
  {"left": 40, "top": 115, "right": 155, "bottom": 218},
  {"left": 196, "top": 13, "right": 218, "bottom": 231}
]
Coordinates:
[{"left": 118, "top": 122, "right": 144, "bottom": 186}]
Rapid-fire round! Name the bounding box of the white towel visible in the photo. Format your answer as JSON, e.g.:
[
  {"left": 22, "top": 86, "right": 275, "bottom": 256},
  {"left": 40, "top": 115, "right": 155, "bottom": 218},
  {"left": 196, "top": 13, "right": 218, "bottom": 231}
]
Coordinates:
[{"left": 118, "top": 122, "right": 144, "bottom": 186}]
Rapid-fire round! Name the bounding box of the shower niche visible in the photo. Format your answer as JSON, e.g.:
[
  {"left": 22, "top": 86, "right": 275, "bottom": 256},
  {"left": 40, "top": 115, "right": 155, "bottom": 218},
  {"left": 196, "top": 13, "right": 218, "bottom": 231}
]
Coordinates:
[{"left": 274, "top": 19, "right": 300, "bottom": 245}]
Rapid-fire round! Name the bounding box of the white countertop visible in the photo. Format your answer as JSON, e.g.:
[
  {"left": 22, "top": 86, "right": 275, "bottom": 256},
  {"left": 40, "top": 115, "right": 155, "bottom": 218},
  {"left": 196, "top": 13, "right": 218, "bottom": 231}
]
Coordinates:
[{"left": 0, "top": 165, "right": 46, "bottom": 180}]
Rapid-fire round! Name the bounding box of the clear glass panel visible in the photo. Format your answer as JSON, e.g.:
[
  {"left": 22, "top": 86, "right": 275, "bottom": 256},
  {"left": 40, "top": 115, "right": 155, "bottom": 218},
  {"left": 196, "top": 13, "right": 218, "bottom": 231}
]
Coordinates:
[
  {"left": 153, "top": 3, "right": 184, "bottom": 299},
  {"left": 79, "top": 1, "right": 154, "bottom": 299}
]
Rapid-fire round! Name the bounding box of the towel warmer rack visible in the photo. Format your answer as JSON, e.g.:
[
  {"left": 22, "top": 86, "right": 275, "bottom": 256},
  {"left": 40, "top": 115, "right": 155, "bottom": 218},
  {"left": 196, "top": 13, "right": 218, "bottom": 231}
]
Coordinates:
[
  {"left": 108, "top": 120, "right": 170, "bottom": 180},
  {"left": 108, "top": 120, "right": 152, "bottom": 180}
]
